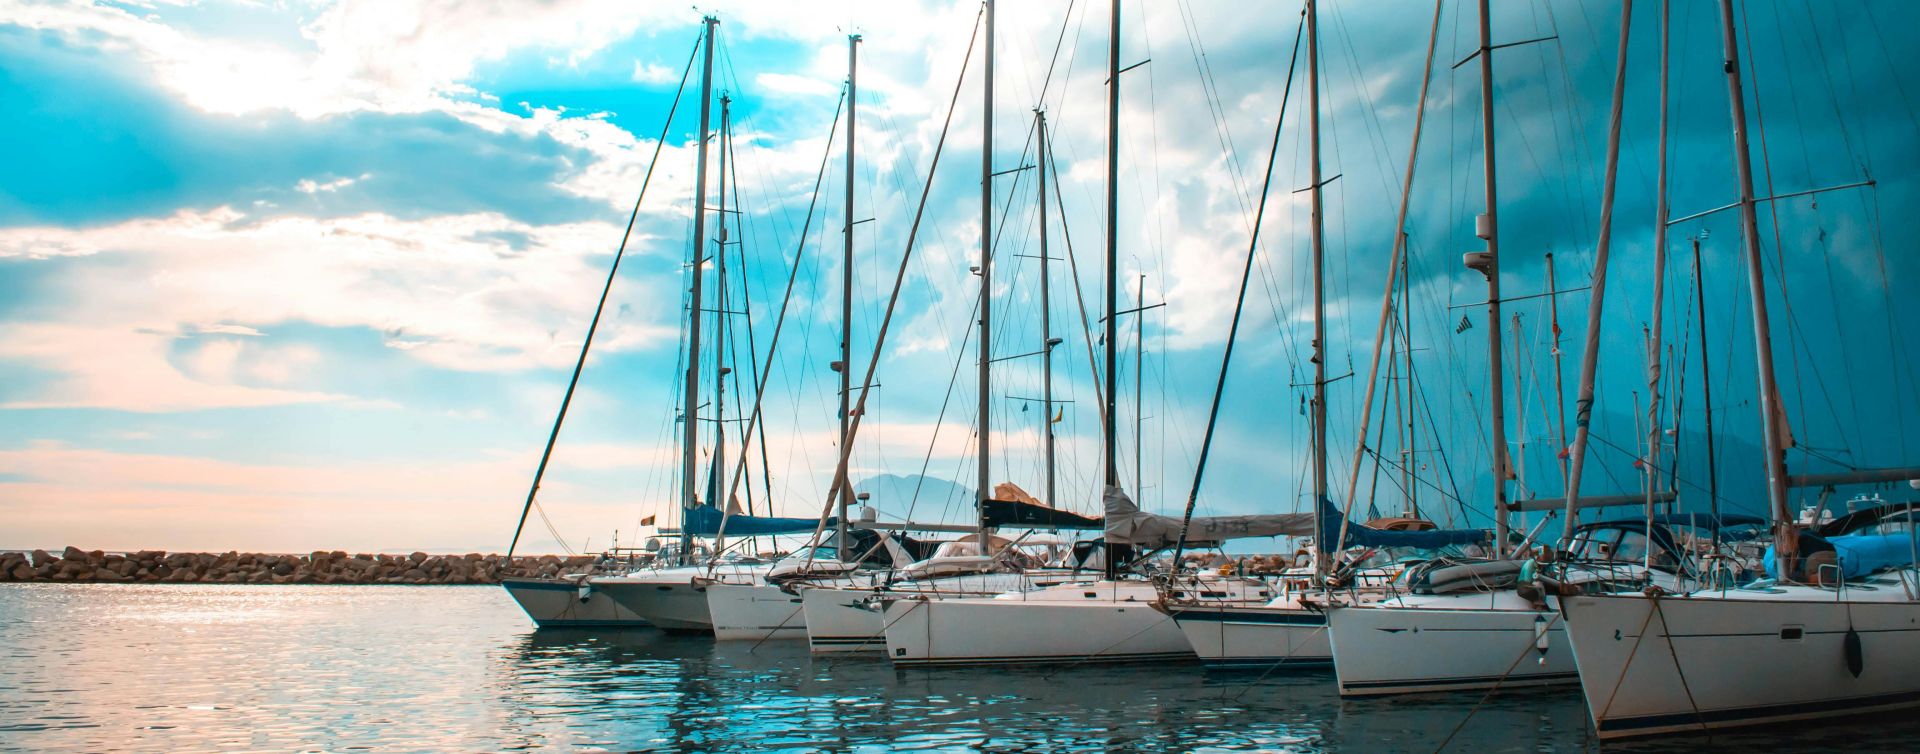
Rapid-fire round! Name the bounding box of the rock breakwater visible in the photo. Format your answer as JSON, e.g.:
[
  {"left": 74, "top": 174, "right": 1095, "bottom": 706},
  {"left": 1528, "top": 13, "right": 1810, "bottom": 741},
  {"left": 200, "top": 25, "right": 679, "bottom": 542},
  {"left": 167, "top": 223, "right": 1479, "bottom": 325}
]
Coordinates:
[{"left": 0, "top": 547, "right": 597, "bottom": 585}]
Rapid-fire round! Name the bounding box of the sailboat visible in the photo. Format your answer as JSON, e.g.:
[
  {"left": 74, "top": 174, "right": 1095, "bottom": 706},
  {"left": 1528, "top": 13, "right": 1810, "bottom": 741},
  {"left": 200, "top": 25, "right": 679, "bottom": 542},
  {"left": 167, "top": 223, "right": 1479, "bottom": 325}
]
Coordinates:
[
  {"left": 703, "top": 29, "right": 1058, "bottom": 645},
  {"left": 879, "top": 0, "right": 1298, "bottom": 668},
  {"left": 497, "top": 18, "right": 731, "bottom": 631},
  {"left": 698, "top": 31, "right": 955, "bottom": 643},
  {"left": 1560, "top": 0, "right": 1920, "bottom": 738},
  {"left": 696, "top": 58, "right": 849, "bottom": 642},
  {"left": 1315, "top": 0, "right": 1754, "bottom": 696},
  {"left": 803, "top": 63, "right": 1127, "bottom": 654},
  {"left": 1156, "top": 0, "right": 1487, "bottom": 670},
  {"left": 1323, "top": 0, "right": 1643, "bottom": 695},
  {"left": 604, "top": 478, "right": 827, "bottom": 634},
  {"left": 595, "top": 17, "right": 836, "bottom": 634},
  {"left": 799, "top": 524, "right": 1094, "bottom": 653},
  {"left": 499, "top": 553, "right": 656, "bottom": 629}
]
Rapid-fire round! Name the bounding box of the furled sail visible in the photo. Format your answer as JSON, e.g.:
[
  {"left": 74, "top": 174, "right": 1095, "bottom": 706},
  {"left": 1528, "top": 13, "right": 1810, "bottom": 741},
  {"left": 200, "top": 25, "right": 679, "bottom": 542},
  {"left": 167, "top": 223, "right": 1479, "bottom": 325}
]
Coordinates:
[
  {"left": 682, "top": 504, "right": 830, "bottom": 537},
  {"left": 1320, "top": 498, "right": 1490, "bottom": 550},
  {"left": 1100, "top": 486, "right": 1488, "bottom": 550},
  {"left": 680, "top": 453, "right": 825, "bottom": 536},
  {"left": 981, "top": 482, "right": 1103, "bottom": 529},
  {"left": 1102, "top": 486, "right": 1316, "bottom": 548},
  {"left": 1766, "top": 532, "right": 1917, "bottom": 582}
]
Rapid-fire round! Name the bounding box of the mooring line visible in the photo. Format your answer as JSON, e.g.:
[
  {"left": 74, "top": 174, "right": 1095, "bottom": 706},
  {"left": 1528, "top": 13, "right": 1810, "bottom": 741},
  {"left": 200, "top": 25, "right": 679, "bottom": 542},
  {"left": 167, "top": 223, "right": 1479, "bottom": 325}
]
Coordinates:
[
  {"left": 1430, "top": 610, "right": 1566, "bottom": 754},
  {"left": 1595, "top": 596, "right": 1661, "bottom": 725},
  {"left": 1040, "top": 607, "right": 1184, "bottom": 680},
  {"left": 1650, "top": 596, "right": 1709, "bottom": 737},
  {"left": 1230, "top": 622, "right": 1330, "bottom": 702},
  {"left": 747, "top": 598, "right": 809, "bottom": 654}
]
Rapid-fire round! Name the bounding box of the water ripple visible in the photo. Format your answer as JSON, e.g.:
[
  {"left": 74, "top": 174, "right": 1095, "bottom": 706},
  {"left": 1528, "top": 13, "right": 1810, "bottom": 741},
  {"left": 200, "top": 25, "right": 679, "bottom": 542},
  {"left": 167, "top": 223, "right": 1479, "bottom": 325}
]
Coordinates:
[{"left": 3, "top": 584, "right": 1918, "bottom": 752}]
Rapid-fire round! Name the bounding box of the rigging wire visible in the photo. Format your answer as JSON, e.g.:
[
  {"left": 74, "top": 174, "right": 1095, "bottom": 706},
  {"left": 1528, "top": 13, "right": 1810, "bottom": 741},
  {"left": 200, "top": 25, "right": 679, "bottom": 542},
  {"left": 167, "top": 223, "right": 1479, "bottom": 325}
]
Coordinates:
[
  {"left": 886, "top": 0, "right": 1092, "bottom": 523},
  {"left": 710, "top": 88, "right": 848, "bottom": 542},
  {"left": 506, "top": 32, "right": 702, "bottom": 558},
  {"left": 804, "top": 5, "right": 987, "bottom": 543},
  {"left": 1167, "top": 5, "right": 1306, "bottom": 569},
  {"left": 714, "top": 34, "right": 841, "bottom": 511}
]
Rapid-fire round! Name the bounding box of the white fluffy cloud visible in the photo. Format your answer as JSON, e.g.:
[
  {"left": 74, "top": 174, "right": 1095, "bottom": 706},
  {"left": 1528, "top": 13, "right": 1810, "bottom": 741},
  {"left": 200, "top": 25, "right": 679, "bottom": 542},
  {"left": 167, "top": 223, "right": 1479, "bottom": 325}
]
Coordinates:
[
  {"left": 0, "top": 322, "right": 356, "bottom": 412},
  {"left": 0, "top": 207, "right": 678, "bottom": 409},
  {"left": 1, "top": 0, "right": 977, "bottom": 118}
]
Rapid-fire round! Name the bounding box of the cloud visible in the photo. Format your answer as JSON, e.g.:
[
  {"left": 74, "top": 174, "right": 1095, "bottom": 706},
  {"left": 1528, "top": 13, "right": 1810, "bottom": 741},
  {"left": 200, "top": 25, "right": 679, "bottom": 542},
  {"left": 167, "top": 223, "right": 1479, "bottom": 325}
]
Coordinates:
[
  {"left": 295, "top": 176, "right": 361, "bottom": 194},
  {"left": 0, "top": 206, "right": 682, "bottom": 409},
  {"left": 0, "top": 32, "right": 614, "bottom": 227},
  {"left": 245, "top": 344, "right": 324, "bottom": 385},
  {"left": 195, "top": 324, "right": 266, "bottom": 337},
  {"left": 756, "top": 72, "right": 839, "bottom": 97},
  {"left": 631, "top": 61, "right": 675, "bottom": 84},
  {"left": 0, "top": 323, "right": 352, "bottom": 411},
  {"left": 0, "top": 0, "right": 970, "bottom": 120}
]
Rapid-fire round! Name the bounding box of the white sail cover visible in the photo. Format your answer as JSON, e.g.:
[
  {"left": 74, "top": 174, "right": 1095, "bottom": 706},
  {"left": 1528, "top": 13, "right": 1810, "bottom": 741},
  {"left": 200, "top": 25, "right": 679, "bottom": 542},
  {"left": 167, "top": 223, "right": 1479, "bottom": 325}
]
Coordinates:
[{"left": 1102, "top": 486, "right": 1316, "bottom": 548}]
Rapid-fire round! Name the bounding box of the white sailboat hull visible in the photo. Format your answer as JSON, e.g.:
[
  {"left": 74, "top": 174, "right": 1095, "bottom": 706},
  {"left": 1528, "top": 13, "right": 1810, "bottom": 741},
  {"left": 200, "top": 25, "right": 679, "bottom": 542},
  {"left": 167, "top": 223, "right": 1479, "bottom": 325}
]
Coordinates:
[
  {"left": 1328, "top": 600, "right": 1573, "bottom": 696},
  {"left": 802, "top": 585, "right": 886, "bottom": 653},
  {"left": 599, "top": 565, "right": 764, "bottom": 633},
  {"left": 1562, "top": 586, "right": 1920, "bottom": 739},
  {"left": 801, "top": 571, "right": 1085, "bottom": 654},
  {"left": 599, "top": 578, "right": 712, "bottom": 632},
  {"left": 883, "top": 595, "right": 1193, "bottom": 667},
  {"left": 878, "top": 577, "right": 1272, "bottom": 666},
  {"left": 500, "top": 577, "right": 652, "bottom": 629},
  {"left": 707, "top": 582, "right": 809, "bottom": 641},
  {"left": 1169, "top": 603, "right": 1330, "bottom": 669}
]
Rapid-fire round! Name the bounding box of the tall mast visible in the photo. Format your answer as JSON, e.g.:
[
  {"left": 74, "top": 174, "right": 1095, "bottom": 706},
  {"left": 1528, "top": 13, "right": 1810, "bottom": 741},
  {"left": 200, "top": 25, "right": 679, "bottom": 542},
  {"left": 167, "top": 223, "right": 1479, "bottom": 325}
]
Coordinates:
[
  {"left": 1103, "top": 0, "right": 1121, "bottom": 495},
  {"left": 1717, "top": 0, "right": 1794, "bottom": 577},
  {"left": 715, "top": 93, "right": 731, "bottom": 530},
  {"left": 1307, "top": 0, "right": 1329, "bottom": 574},
  {"left": 1510, "top": 313, "right": 1529, "bottom": 496},
  {"left": 680, "top": 16, "right": 718, "bottom": 565},
  {"left": 1560, "top": 1, "right": 1633, "bottom": 542},
  {"left": 1471, "top": 0, "right": 1512, "bottom": 556},
  {"left": 1340, "top": 0, "right": 1442, "bottom": 531},
  {"left": 1546, "top": 252, "right": 1570, "bottom": 497},
  {"left": 1402, "top": 244, "right": 1418, "bottom": 518},
  {"left": 1135, "top": 273, "right": 1146, "bottom": 492},
  {"left": 840, "top": 33, "right": 859, "bottom": 562},
  {"left": 1643, "top": 0, "right": 1672, "bottom": 544},
  {"left": 977, "top": 0, "right": 995, "bottom": 551},
  {"left": 1692, "top": 236, "right": 1722, "bottom": 543},
  {"left": 1102, "top": 0, "right": 1122, "bottom": 578},
  {"left": 1038, "top": 109, "right": 1057, "bottom": 508}
]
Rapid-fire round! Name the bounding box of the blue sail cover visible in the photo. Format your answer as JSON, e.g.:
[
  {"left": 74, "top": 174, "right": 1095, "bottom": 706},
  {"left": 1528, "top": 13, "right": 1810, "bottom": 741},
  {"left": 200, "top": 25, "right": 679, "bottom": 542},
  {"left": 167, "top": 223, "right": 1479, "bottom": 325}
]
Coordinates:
[
  {"left": 683, "top": 454, "right": 829, "bottom": 536},
  {"left": 1316, "top": 497, "right": 1490, "bottom": 550},
  {"left": 681, "top": 503, "right": 831, "bottom": 537},
  {"left": 1767, "top": 532, "right": 1919, "bottom": 581}
]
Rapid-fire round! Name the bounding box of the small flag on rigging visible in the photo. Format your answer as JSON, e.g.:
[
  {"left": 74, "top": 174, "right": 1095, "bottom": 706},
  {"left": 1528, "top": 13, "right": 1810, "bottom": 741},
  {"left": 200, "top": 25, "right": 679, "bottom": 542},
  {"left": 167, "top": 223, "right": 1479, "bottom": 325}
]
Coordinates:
[
  {"left": 640, "top": 515, "right": 656, "bottom": 526},
  {"left": 1456, "top": 315, "right": 1474, "bottom": 334}
]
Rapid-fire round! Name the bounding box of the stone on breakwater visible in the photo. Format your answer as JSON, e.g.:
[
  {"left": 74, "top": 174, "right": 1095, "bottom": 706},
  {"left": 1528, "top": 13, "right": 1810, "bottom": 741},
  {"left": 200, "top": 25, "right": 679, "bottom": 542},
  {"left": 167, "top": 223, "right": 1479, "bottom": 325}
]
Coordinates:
[{"left": 2, "top": 548, "right": 587, "bottom": 585}]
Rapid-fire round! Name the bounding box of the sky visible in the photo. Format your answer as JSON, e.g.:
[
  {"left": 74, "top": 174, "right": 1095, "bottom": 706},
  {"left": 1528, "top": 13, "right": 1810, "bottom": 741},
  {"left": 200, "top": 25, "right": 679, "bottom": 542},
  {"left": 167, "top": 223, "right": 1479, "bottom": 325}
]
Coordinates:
[{"left": 2, "top": 0, "right": 1917, "bottom": 554}]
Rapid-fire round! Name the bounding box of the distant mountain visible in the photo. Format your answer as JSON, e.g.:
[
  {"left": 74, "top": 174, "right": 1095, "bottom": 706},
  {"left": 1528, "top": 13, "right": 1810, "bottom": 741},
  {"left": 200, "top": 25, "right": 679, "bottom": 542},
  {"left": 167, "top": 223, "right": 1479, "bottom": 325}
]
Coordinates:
[{"left": 852, "top": 473, "right": 975, "bottom": 522}]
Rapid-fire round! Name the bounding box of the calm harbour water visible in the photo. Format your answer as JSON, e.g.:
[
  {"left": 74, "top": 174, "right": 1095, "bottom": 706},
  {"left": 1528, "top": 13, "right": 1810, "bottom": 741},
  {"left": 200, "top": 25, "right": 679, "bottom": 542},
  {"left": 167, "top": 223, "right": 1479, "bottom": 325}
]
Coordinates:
[{"left": 2, "top": 585, "right": 1915, "bottom": 753}]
